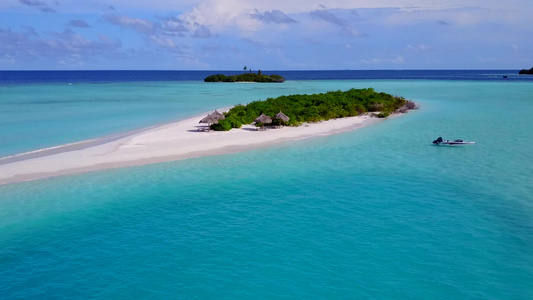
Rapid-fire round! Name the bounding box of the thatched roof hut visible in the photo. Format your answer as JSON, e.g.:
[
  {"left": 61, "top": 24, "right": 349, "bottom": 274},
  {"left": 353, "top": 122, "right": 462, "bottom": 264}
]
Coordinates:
[
  {"left": 274, "top": 111, "right": 289, "bottom": 123},
  {"left": 200, "top": 110, "right": 226, "bottom": 125},
  {"left": 212, "top": 110, "right": 225, "bottom": 120},
  {"left": 254, "top": 113, "right": 272, "bottom": 124},
  {"left": 199, "top": 114, "right": 219, "bottom": 124}
]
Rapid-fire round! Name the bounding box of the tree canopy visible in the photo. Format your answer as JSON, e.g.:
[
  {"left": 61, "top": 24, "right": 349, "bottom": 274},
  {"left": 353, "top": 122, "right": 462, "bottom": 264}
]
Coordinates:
[
  {"left": 518, "top": 67, "right": 533, "bottom": 75},
  {"left": 204, "top": 73, "right": 285, "bottom": 83},
  {"left": 210, "top": 88, "right": 415, "bottom": 131}
]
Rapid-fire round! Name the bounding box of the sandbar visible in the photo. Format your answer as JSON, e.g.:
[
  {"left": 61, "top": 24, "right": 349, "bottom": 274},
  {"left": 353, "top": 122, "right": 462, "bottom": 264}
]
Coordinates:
[{"left": 0, "top": 111, "right": 390, "bottom": 185}]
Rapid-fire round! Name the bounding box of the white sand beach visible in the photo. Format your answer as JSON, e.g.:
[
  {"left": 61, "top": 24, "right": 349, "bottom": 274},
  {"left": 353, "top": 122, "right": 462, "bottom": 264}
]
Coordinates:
[{"left": 0, "top": 111, "right": 388, "bottom": 184}]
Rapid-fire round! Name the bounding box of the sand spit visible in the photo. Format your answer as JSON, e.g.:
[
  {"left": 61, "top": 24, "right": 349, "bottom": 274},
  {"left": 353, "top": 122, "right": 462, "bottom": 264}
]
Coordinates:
[{"left": 0, "top": 111, "right": 391, "bottom": 185}]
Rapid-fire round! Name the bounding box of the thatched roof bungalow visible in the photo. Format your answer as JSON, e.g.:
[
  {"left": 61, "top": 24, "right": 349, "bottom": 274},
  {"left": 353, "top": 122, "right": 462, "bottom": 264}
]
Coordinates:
[
  {"left": 211, "top": 110, "right": 225, "bottom": 120},
  {"left": 274, "top": 111, "right": 289, "bottom": 123},
  {"left": 254, "top": 113, "right": 272, "bottom": 124},
  {"left": 199, "top": 114, "right": 220, "bottom": 125}
]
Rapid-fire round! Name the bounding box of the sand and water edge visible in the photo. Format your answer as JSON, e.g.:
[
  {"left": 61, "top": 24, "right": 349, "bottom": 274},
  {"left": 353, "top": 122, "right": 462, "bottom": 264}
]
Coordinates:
[{"left": 0, "top": 111, "right": 404, "bottom": 185}]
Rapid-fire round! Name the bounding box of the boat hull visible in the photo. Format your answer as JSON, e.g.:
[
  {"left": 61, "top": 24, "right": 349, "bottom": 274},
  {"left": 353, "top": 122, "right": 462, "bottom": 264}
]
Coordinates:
[
  {"left": 432, "top": 137, "right": 475, "bottom": 145},
  {"left": 438, "top": 142, "right": 475, "bottom": 146}
]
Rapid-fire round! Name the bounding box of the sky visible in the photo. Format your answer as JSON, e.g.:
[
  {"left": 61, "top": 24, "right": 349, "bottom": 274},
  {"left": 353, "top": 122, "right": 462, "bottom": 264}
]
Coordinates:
[{"left": 0, "top": 0, "right": 532, "bottom": 70}]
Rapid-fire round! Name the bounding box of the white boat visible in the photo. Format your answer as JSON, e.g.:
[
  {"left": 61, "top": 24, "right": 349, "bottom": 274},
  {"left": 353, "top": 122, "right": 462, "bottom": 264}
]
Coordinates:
[{"left": 432, "top": 137, "right": 475, "bottom": 146}]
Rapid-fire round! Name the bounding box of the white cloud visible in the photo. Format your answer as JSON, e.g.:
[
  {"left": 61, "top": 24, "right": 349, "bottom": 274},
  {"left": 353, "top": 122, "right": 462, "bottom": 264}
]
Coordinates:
[
  {"left": 310, "top": 6, "right": 346, "bottom": 26},
  {"left": 177, "top": 0, "right": 262, "bottom": 35},
  {"left": 192, "top": 24, "right": 213, "bottom": 38},
  {"left": 3, "top": 0, "right": 531, "bottom": 16},
  {"left": 80, "top": 0, "right": 532, "bottom": 15},
  {"left": 19, "top": 0, "right": 56, "bottom": 13},
  {"left": 2, "top": 0, "right": 532, "bottom": 69},
  {"left": 250, "top": 9, "right": 296, "bottom": 24},
  {"left": 160, "top": 17, "right": 188, "bottom": 36}
]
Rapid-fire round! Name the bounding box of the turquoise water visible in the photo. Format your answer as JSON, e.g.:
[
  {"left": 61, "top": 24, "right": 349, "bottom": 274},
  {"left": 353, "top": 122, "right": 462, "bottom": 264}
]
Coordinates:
[{"left": 1, "top": 80, "right": 532, "bottom": 299}]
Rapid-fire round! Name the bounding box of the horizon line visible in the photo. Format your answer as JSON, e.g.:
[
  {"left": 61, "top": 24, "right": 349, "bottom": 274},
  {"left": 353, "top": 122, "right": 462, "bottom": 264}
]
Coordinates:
[{"left": 0, "top": 68, "right": 525, "bottom": 72}]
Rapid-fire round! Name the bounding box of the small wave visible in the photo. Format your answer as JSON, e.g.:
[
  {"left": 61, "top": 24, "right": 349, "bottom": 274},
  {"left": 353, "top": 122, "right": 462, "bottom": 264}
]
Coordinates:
[{"left": 0, "top": 139, "right": 98, "bottom": 160}]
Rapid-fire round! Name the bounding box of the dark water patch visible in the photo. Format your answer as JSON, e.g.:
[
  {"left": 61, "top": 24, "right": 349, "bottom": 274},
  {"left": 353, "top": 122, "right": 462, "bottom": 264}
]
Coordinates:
[{"left": 2, "top": 70, "right": 533, "bottom": 85}]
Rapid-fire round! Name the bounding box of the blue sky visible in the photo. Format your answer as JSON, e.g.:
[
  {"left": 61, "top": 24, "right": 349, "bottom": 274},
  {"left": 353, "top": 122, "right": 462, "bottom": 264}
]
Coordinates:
[{"left": 0, "top": 0, "right": 531, "bottom": 70}]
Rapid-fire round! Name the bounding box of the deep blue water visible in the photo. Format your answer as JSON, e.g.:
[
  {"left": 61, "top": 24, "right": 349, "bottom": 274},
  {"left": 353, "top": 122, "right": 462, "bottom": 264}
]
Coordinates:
[
  {"left": 1, "top": 69, "right": 531, "bottom": 85},
  {"left": 0, "top": 71, "right": 532, "bottom": 299}
]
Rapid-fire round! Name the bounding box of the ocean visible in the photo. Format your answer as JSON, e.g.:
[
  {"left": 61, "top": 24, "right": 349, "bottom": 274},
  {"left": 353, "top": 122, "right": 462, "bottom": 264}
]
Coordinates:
[{"left": 0, "top": 71, "right": 532, "bottom": 299}]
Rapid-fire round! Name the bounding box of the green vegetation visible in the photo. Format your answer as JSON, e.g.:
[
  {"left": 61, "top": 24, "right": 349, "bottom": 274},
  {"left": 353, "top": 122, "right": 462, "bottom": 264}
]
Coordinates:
[
  {"left": 519, "top": 67, "right": 533, "bottom": 75},
  {"left": 204, "top": 72, "right": 286, "bottom": 82},
  {"left": 210, "top": 116, "right": 243, "bottom": 131},
  {"left": 211, "top": 88, "right": 415, "bottom": 131}
]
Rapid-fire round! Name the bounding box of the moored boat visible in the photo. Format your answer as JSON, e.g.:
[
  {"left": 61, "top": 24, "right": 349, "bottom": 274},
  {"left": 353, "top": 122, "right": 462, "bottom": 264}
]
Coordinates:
[{"left": 432, "top": 137, "right": 475, "bottom": 146}]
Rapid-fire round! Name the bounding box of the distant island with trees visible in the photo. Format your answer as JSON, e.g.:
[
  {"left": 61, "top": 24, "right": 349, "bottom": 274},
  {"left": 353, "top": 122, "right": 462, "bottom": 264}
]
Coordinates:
[
  {"left": 204, "top": 72, "right": 285, "bottom": 83},
  {"left": 519, "top": 67, "right": 533, "bottom": 75},
  {"left": 204, "top": 66, "right": 286, "bottom": 82},
  {"left": 209, "top": 88, "right": 418, "bottom": 131}
]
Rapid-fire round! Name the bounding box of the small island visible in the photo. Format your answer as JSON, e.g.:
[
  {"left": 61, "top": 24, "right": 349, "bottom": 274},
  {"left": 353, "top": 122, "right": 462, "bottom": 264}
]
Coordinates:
[
  {"left": 518, "top": 67, "right": 533, "bottom": 75},
  {"left": 204, "top": 69, "right": 285, "bottom": 83},
  {"left": 0, "top": 87, "right": 417, "bottom": 184},
  {"left": 208, "top": 88, "right": 418, "bottom": 131}
]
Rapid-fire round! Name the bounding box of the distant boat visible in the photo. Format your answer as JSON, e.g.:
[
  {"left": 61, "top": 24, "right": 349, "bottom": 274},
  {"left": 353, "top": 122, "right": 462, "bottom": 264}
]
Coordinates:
[
  {"left": 432, "top": 137, "right": 475, "bottom": 146},
  {"left": 503, "top": 75, "right": 508, "bottom": 78}
]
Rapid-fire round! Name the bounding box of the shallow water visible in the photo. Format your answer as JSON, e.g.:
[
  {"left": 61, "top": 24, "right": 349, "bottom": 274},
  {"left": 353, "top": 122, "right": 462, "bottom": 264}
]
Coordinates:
[{"left": 0, "top": 77, "right": 532, "bottom": 299}]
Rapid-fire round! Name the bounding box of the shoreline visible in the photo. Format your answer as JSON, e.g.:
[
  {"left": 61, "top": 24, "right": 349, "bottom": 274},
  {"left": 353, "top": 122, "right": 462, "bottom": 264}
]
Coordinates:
[{"left": 0, "top": 111, "right": 395, "bottom": 185}]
